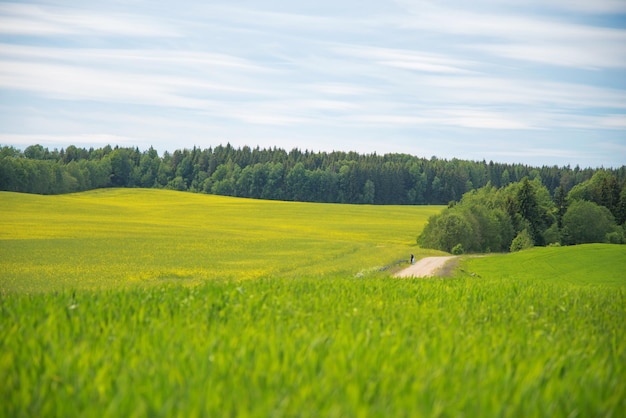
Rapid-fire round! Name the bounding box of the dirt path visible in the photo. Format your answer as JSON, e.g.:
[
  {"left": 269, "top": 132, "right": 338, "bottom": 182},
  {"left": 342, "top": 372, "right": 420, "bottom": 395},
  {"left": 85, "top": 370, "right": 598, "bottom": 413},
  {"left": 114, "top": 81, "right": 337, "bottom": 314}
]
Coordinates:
[{"left": 394, "top": 256, "right": 458, "bottom": 278}]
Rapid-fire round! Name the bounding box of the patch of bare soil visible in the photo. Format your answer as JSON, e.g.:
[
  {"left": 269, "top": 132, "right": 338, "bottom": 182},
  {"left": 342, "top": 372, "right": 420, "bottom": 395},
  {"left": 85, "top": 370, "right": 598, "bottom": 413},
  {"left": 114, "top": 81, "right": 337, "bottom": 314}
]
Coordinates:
[
  {"left": 434, "top": 256, "right": 460, "bottom": 277},
  {"left": 393, "top": 256, "right": 459, "bottom": 278}
]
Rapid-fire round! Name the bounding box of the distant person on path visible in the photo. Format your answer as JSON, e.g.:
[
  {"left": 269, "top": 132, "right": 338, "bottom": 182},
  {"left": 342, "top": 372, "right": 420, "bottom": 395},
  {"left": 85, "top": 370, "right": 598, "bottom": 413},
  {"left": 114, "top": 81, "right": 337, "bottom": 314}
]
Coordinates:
[{"left": 410, "top": 254, "right": 415, "bottom": 265}]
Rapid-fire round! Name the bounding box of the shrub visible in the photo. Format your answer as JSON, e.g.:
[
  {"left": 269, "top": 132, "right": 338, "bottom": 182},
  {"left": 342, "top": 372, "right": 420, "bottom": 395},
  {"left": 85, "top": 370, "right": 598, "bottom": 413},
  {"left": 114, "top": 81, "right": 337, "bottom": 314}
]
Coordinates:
[
  {"left": 605, "top": 230, "right": 624, "bottom": 244},
  {"left": 562, "top": 200, "right": 616, "bottom": 245},
  {"left": 451, "top": 243, "right": 464, "bottom": 255},
  {"left": 510, "top": 229, "right": 534, "bottom": 252},
  {"left": 542, "top": 222, "right": 560, "bottom": 245},
  {"left": 418, "top": 210, "right": 475, "bottom": 253}
]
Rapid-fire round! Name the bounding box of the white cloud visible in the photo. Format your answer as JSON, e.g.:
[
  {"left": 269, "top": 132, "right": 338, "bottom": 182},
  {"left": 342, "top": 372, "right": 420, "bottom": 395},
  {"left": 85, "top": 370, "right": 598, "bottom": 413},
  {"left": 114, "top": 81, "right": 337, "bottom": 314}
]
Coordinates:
[
  {"left": 598, "top": 115, "right": 626, "bottom": 129},
  {"left": 310, "top": 83, "right": 378, "bottom": 96},
  {"left": 473, "top": 43, "right": 626, "bottom": 69},
  {"left": 416, "top": 75, "right": 626, "bottom": 110},
  {"left": 486, "top": 0, "right": 626, "bottom": 14},
  {"left": 0, "top": 60, "right": 212, "bottom": 107},
  {"left": 0, "top": 3, "right": 178, "bottom": 37},
  {"left": 334, "top": 45, "right": 477, "bottom": 74},
  {"left": 480, "top": 148, "right": 597, "bottom": 161},
  {"left": 0, "top": 43, "right": 275, "bottom": 74},
  {"left": 0, "top": 39, "right": 281, "bottom": 110},
  {"left": 0, "top": 133, "right": 138, "bottom": 148},
  {"left": 342, "top": 108, "right": 532, "bottom": 130},
  {"left": 394, "top": 1, "right": 626, "bottom": 69}
]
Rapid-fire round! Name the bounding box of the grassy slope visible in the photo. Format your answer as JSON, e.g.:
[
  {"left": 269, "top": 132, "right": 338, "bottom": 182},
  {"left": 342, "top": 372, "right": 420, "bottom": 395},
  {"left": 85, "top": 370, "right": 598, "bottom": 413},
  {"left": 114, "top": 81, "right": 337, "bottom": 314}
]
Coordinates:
[
  {"left": 0, "top": 189, "right": 444, "bottom": 292},
  {"left": 457, "top": 244, "right": 626, "bottom": 286},
  {"left": 2, "top": 274, "right": 624, "bottom": 417}
]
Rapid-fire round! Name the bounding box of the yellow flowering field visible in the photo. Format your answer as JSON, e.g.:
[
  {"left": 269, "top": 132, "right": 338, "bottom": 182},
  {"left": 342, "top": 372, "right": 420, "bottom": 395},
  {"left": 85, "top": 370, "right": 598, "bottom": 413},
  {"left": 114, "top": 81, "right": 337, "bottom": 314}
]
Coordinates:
[{"left": 0, "top": 189, "right": 443, "bottom": 292}]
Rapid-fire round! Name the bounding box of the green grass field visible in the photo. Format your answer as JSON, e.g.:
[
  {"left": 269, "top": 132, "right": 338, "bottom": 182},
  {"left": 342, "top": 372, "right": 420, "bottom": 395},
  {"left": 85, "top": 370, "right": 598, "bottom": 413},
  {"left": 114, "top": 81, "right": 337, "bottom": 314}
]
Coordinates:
[
  {"left": 458, "top": 244, "right": 626, "bottom": 286},
  {"left": 1, "top": 189, "right": 625, "bottom": 417}
]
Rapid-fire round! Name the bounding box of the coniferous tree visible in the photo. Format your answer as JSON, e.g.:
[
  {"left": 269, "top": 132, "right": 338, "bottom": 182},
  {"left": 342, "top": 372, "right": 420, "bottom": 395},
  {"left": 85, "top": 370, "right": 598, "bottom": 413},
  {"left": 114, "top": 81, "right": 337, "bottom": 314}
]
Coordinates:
[
  {"left": 617, "top": 186, "right": 626, "bottom": 225},
  {"left": 516, "top": 177, "right": 543, "bottom": 245},
  {"left": 553, "top": 185, "right": 568, "bottom": 228}
]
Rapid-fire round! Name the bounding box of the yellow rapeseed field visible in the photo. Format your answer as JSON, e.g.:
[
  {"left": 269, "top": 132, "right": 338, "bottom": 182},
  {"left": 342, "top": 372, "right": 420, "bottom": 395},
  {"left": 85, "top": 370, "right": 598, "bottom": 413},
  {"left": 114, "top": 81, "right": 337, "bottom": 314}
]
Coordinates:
[{"left": 0, "top": 189, "right": 444, "bottom": 292}]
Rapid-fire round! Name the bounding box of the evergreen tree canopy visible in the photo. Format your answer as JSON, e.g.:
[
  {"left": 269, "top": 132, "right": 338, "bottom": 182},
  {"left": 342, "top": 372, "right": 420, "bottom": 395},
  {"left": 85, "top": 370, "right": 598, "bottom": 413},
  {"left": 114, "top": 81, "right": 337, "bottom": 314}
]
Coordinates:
[{"left": 2, "top": 144, "right": 624, "bottom": 207}]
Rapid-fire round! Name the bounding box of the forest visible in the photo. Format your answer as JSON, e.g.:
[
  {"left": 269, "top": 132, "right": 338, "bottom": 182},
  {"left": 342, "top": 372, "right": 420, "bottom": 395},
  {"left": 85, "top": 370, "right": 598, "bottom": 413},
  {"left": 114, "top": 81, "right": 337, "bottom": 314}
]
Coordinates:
[
  {"left": 1, "top": 143, "right": 625, "bottom": 206},
  {"left": 418, "top": 172, "right": 626, "bottom": 253}
]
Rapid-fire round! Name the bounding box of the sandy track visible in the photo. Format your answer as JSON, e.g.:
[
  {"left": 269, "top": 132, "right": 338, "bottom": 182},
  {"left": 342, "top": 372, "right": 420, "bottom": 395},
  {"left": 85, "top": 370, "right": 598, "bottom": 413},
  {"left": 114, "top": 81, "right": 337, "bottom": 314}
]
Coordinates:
[{"left": 394, "top": 256, "right": 458, "bottom": 278}]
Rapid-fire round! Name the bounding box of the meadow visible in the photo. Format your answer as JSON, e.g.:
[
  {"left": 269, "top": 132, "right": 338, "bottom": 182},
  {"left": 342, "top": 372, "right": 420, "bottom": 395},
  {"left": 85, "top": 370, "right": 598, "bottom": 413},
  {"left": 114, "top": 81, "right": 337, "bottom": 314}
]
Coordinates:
[
  {"left": 1, "top": 189, "right": 625, "bottom": 417},
  {"left": 457, "top": 244, "right": 626, "bottom": 286}
]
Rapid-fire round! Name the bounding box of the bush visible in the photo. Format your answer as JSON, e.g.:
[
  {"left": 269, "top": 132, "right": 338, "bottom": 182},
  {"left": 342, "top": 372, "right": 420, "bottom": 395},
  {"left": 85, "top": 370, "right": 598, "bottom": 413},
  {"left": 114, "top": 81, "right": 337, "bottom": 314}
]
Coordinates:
[
  {"left": 510, "top": 229, "right": 534, "bottom": 252},
  {"left": 418, "top": 210, "right": 475, "bottom": 253},
  {"left": 542, "top": 222, "right": 560, "bottom": 245},
  {"left": 605, "top": 230, "right": 624, "bottom": 244},
  {"left": 562, "top": 200, "right": 616, "bottom": 245},
  {"left": 451, "top": 243, "right": 464, "bottom": 255}
]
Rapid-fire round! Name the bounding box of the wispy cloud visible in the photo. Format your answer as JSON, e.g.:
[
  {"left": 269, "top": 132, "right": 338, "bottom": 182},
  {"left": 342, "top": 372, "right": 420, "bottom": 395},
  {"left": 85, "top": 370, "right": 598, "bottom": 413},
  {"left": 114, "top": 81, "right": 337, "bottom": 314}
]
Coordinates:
[
  {"left": 0, "top": 43, "right": 276, "bottom": 73},
  {"left": 394, "top": 0, "right": 626, "bottom": 70},
  {"left": 0, "top": 59, "right": 234, "bottom": 108},
  {"left": 0, "top": 133, "right": 138, "bottom": 147},
  {"left": 333, "top": 45, "right": 477, "bottom": 74},
  {"left": 483, "top": 0, "right": 626, "bottom": 14},
  {"left": 0, "top": 2, "right": 178, "bottom": 37},
  {"left": 472, "top": 42, "right": 626, "bottom": 70}
]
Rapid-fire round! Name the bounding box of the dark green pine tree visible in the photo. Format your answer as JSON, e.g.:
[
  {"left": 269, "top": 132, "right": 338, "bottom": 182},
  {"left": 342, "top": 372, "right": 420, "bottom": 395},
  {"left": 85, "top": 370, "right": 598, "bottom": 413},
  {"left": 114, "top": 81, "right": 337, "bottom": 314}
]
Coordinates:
[
  {"left": 517, "top": 177, "right": 543, "bottom": 245},
  {"left": 597, "top": 174, "right": 621, "bottom": 218},
  {"left": 617, "top": 185, "right": 626, "bottom": 225},
  {"left": 553, "top": 185, "right": 568, "bottom": 228}
]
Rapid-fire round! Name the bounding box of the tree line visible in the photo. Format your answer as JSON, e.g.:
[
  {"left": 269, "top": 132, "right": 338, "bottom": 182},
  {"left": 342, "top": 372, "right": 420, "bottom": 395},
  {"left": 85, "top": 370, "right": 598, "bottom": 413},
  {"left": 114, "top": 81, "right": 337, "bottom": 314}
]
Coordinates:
[
  {"left": 418, "top": 171, "right": 626, "bottom": 253},
  {"left": 1, "top": 143, "right": 624, "bottom": 206}
]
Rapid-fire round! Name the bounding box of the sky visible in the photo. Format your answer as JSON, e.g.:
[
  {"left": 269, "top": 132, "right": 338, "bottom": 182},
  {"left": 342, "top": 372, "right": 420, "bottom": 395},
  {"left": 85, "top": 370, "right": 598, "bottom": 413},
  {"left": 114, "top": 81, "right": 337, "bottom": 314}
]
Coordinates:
[{"left": 0, "top": 0, "right": 625, "bottom": 168}]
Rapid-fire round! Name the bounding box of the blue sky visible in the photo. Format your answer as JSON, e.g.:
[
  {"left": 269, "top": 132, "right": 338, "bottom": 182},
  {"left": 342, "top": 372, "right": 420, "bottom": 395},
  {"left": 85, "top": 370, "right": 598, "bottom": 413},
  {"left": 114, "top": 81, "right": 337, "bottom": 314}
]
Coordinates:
[{"left": 0, "top": 0, "right": 625, "bottom": 168}]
